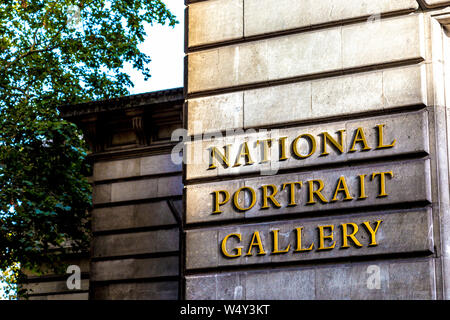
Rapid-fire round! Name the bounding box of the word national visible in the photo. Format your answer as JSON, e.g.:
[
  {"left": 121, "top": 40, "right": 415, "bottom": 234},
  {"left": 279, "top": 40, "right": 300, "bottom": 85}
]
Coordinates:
[{"left": 209, "top": 125, "right": 395, "bottom": 169}]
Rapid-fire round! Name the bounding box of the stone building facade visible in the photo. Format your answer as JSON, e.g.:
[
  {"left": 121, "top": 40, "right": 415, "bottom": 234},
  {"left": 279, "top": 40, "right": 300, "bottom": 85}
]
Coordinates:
[
  {"left": 23, "top": 0, "right": 450, "bottom": 300},
  {"left": 24, "top": 88, "right": 184, "bottom": 300}
]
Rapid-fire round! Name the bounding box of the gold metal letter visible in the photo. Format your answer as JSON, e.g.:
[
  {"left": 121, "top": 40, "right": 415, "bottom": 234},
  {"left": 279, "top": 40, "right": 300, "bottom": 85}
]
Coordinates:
[
  {"left": 362, "top": 220, "right": 383, "bottom": 246},
  {"left": 371, "top": 171, "right": 394, "bottom": 197},
  {"left": 307, "top": 180, "right": 329, "bottom": 204},
  {"left": 318, "top": 225, "right": 336, "bottom": 250},
  {"left": 212, "top": 190, "right": 230, "bottom": 214},
  {"left": 221, "top": 233, "right": 242, "bottom": 258},
  {"left": 256, "top": 139, "right": 273, "bottom": 163},
  {"left": 341, "top": 223, "right": 363, "bottom": 248},
  {"left": 293, "top": 134, "right": 317, "bottom": 159},
  {"left": 294, "top": 227, "right": 314, "bottom": 252},
  {"left": 320, "top": 130, "right": 345, "bottom": 156},
  {"left": 209, "top": 145, "right": 231, "bottom": 169},
  {"left": 261, "top": 184, "right": 282, "bottom": 209},
  {"left": 358, "top": 174, "right": 368, "bottom": 200},
  {"left": 331, "top": 176, "right": 353, "bottom": 202},
  {"left": 233, "top": 186, "right": 256, "bottom": 212},
  {"left": 246, "top": 231, "right": 267, "bottom": 256},
  {"left": 279, "top": 137, "right": 289, "bottom": 161},
  {"left": 376, "top": 124, "right": 396, "bottom": 149},
  {"left": 349, "top": 127, "right": 371, "bottom": 152},
  {"left": 281, "top": 182, "right": 303, "bottom": 206},
  {"left": 272, "top": 229, "right": 291, "bottom": 254}
]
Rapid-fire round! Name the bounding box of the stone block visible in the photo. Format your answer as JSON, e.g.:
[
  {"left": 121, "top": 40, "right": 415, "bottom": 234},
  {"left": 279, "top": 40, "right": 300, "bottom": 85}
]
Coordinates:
[
  {"left": 342, "top": 14, "right": 424, "bottom": 69},
  {"left": 243, "top": 81, "right": 312, "bottom": 129},
  {"left": 245, "top": 269, "right": 315, "bottom": 300},
  {"left": 186, "top": 110, "right": 429, "bottom": 180},
  {"left": 92, "top": 201, "right": 178, "bottom": 232},
  {"left": 94, "top": 176, "right": 182, "bottom": 205},
  {"left": 308, "top": 0, "right": 419, "bottom": 26},
  {"left": 350, "top": 259, "right": 436, "bottom": 299},
  {"left": 93, "top": 155, "right": 180, "bottom": 182},
  {"left": 93, "top": 228, "right": 179, "bottom": 258},
  {"left": 186, "top": 230, "right": 218, "bottom": 270},
  {"left": 156, "top": 176, "right": 184, "bottom": 198},
  {"left": 311, "top": 71, "right": 384, "bottom": 118},
  {"left": 244, "top": 0, "right": 310, "bottom": 37},
  {"left": 383, "top": 64, "right": 428, "bottom": 107},
  {"left": 109, "top": 179, "right": 157, "bottom": 203},
  {"left": 188, "top": 0, "right": 243, "bottom": 47},
  {"left": 91, "top": 256, "right": 179, "bottom": 281},
  {"left": 185, "top": 274, "right": 219, "bottom": 300},
  {"left": 315, "top": 266, "right": 352, "bottom": 300},
  {"left": 185, "top": 210, "right": 433, "bottom": 270}
]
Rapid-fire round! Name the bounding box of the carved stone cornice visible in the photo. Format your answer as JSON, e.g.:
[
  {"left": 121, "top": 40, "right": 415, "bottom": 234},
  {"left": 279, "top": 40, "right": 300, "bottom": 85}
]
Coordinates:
[{"left": 59, "top": 88, "right": 184, "bottom": 158}]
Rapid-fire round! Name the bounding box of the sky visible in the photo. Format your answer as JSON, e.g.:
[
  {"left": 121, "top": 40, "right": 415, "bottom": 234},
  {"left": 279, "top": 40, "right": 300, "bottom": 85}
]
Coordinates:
[{"left": 123, "top": 0, "right": 185, "bottom": 94}]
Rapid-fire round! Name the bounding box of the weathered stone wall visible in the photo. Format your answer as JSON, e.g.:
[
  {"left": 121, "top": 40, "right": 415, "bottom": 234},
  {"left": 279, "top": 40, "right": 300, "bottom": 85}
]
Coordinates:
[
  {"left": 184, "top": 0, "right": 450, "bottom": 299},
  {"left": 90, "top": 154, "right": 182, "bottom": 300},
  {"left": 61, "top": 88, "right": 184, "bottom": 300}
]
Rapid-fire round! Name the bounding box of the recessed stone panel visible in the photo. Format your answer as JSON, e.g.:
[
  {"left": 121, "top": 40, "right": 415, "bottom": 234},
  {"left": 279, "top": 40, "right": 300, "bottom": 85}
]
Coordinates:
[
  {"left": 342, "top": 13, "right": 425, "bottom": 69},
  {"left": 93, "top": 154, "right": 181, "bottom": 182},
  {"left": 186, "top": 110, "right": 429, "bottom": 180},
  {"left": 186, "top": 210, "right": 433, "bottom": 270},
  {"left": 186, "top": 158, "right": 430, "bottom": 225},
  {"left": 185, "top": 258, "right": 435, "bottom": 300},
  {"left": 93, "top": 176, "right": 183, "bottom": 205},
  {"left": 93, "top": 281, "right": 178, "bottom": 300},
  {"left": 187, "top": 92, "right": 243, "bottom": 136}
]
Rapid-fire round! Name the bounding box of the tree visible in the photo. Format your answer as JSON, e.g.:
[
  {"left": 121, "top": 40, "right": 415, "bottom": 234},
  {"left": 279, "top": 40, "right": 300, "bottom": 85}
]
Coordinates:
[{"left": 0, "top": 0, "right": 177, "bottom": 298}]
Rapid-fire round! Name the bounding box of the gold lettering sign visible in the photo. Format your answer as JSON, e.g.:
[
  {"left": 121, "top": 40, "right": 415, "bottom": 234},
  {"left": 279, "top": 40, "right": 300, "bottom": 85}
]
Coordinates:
[
  {"left": 212, "top": 171, "right": 394, "bottom": 214},
  {"left": 220, "top": 220, "right": 383, "bottom": 259},
  {"left": 210, "top": 126, "right": 394, "bottom": 262}
]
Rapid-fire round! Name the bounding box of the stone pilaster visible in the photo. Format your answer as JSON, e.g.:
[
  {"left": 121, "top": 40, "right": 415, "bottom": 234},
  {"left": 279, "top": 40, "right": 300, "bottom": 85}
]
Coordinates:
[{"left": 184, "top": 0, "right": 450, "bottom": 300}]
